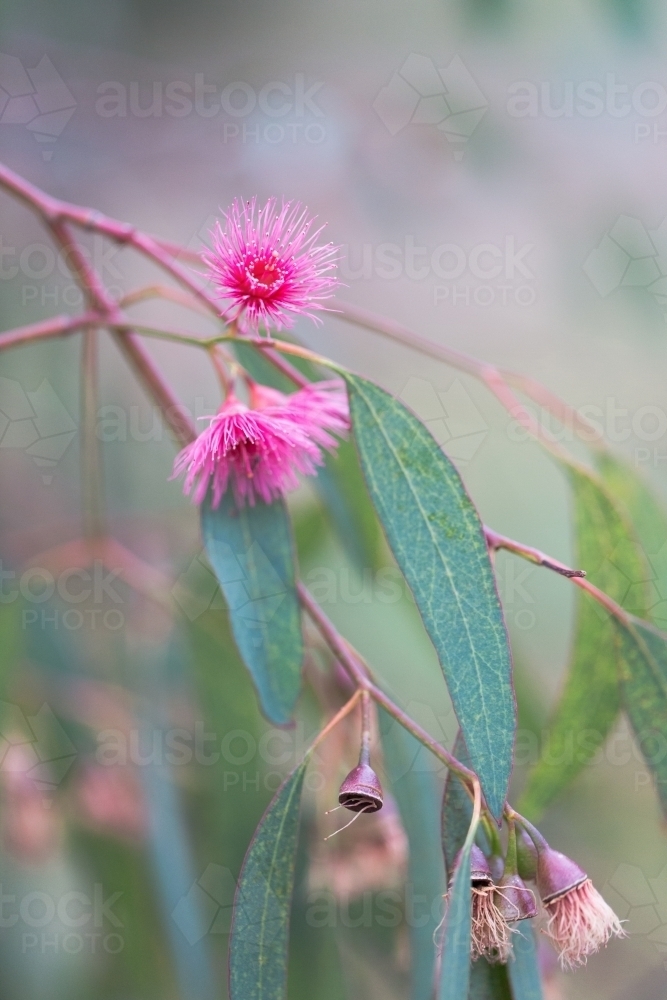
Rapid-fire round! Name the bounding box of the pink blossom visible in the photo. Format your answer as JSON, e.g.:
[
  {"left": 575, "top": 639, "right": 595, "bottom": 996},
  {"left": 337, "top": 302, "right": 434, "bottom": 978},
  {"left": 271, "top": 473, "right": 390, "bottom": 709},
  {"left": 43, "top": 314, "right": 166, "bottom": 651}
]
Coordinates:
[
  {"left": 204, "top": 198, "right": 340, "bottom": 333},
  {"left": 544, "top": 880, "right": 626, "bottom": 969},
  {"left": 252, "top": 379, "right": 350, "bottom": 449},
  {"left": 171, "top": 382, "right": 349, "bottom": 508}
]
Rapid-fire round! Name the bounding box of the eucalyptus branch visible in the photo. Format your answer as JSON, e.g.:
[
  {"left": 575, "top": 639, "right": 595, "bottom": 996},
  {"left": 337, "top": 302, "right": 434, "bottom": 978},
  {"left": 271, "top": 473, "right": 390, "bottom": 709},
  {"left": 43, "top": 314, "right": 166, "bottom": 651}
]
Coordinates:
[
  {"left": 485, "top": 527, "right": 586, "bottom": 579},
  {"left": 0, "top": 311, "right": 103, "bottom": 350},
  {"left": 487, "top": 526, "right": 631, "bottom": 624},
  {"left": 80, "top": 329, "right": 105, "bottom": 540},
  {"left": 296, "top": 582, "right": 477, "bottom": 787},
  {"left": 0, "top": 161, "right": 221, "bottom": 318},
  {"left": 119, "top": 284, "right": 216, "bottom": 317}
]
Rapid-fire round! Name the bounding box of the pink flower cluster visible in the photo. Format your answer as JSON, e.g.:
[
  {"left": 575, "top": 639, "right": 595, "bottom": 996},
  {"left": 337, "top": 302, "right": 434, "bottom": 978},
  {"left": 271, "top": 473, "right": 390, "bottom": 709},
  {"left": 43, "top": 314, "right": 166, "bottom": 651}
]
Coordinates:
[
  {"left": 204, "top": 198, "right": 340, "bottom": 334},
  {"left": 171, "top": 381, "right": 349, "bottom": 508}
]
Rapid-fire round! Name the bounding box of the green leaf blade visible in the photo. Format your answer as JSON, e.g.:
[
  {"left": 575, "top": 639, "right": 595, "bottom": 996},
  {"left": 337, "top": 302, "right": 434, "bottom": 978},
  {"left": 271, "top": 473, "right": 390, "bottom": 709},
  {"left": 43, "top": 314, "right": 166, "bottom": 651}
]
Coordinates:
[
  {"left": 201, "top": 493, "right": 303, "bottom": 726},
  {"left": 380, "top": 709, "right": 444, "bottom": 1000},
  {"left": 438, "top": 820, "right": 477, "bottom": 1000},
  {"left": 345, "top": 373, "right": 515, "bottom": 818},
  {"left": 229, "top": 761, "right": 307, "bottom": 1000},
  {"left": 615, "top": 617, "right": 667, "bottom": 816},
  {"left": 519, "top": 466, "right": 650, "bottom": 818},
  {"left": 507, "top": 924, "right": 543, "bottom": 1000},
  {"left": 597, "top": 452, "right": 667, "bottom": 628}
]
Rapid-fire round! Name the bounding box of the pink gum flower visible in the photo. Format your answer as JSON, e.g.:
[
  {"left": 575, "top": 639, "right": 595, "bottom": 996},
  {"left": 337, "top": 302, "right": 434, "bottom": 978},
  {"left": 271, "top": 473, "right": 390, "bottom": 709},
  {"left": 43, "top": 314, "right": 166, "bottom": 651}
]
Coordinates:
[
  {"left": 171, "top": 382, "right": 349, "bottom": 509},
  {"left": 203, "top": 198, "right": 340, "bottom": 334}
]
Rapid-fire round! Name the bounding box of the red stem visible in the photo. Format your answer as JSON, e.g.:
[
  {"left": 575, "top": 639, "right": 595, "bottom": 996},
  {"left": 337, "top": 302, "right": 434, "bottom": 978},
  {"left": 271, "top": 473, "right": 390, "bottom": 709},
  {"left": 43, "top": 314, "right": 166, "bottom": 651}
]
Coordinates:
[{"left": 0, "top": 311, "right": 101, "bottom": 350}]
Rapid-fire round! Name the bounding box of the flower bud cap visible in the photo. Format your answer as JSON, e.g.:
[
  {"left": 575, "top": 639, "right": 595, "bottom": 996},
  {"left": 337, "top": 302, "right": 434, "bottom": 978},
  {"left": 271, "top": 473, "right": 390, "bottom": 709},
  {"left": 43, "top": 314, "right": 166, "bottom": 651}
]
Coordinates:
[
  {"left": 338, "top": 764, "right": 383, "bottom": 813},
  {"left": 536, "top": 847, "right": 587, "bottom": 904}
]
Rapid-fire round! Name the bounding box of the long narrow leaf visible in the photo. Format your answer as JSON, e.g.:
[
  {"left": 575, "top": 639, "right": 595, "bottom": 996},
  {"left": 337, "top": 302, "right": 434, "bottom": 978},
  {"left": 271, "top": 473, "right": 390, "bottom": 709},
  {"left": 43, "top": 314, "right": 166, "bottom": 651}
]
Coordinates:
[
  {"left": 438, "top": 812, "right": 479, "bottom": 1000},
  {"left": 344, "top": 373, "right": 514, "bottom": 819},
  {"left": 442, "top": 733, "right": 512, "bottom": 1000},
  {"left": 381, "top": 709, "right": 444, "bottom": 1000},
  {"left": 519, "top": 466, "right": 650, "bottom": 817},
  {"left": 201, "top": 493, "right": 303, "bottom": 725},
  {"left": 507, "top": 924, "right": 543, "bottom": 1000},
  {"left": 229, "top": 760, "right": 307, "bottom": 1000},
  {"left": 597, "top": 452, "right": 667, "bottom": 627},
  {"left": 615, "top": 616, "right": 667, "bottom": 816}
]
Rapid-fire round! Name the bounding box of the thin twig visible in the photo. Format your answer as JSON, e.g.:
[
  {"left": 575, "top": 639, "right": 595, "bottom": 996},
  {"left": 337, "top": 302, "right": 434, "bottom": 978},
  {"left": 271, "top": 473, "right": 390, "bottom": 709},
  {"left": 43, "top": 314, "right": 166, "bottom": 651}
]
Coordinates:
[
  {"left": 80, "top": 328, "right": 105, "bottom": 539},
  {"left": 0, "top": 311, "right": 102, "bottom": 350},
  {"left": 485, "top": 527, "right": 586, "bottom": 579},
  {"left": 297, "top": 581, "right": 477, "bottom": 786}
]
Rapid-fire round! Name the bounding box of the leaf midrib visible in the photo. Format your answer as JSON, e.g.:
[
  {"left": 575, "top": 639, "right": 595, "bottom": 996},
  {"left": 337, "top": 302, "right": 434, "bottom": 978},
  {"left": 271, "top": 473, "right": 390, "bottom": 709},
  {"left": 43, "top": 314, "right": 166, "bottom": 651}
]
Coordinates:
[{"left": 349, "top": 378, "right": 500, "bottom": 792}]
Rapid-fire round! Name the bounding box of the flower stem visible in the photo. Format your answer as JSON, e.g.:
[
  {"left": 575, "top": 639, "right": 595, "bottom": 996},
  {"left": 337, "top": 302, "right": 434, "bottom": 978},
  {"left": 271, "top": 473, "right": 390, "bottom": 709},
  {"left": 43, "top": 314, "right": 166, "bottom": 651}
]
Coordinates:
[{"left": 80, "top": 328, "right": 105, "bottom": 540}]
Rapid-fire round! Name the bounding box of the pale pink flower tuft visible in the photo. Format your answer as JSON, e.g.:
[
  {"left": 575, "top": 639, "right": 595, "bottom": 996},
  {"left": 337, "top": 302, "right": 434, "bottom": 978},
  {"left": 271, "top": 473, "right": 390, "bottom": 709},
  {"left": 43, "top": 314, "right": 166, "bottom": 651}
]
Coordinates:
[
  {"left": 204, "top": 198, "right": 340, "bottom": 333},
  {"left": 251, "top": 379, "right": 350, "bottom": 449},
  {"left": 544, "top": 879, "right": 626, "bottom": 969},
  {"left": 171, "top": 381, "right": 349, "bottom": 508},
  {"left": 470, "top": 884, "right": 513, "bottom": 963}
]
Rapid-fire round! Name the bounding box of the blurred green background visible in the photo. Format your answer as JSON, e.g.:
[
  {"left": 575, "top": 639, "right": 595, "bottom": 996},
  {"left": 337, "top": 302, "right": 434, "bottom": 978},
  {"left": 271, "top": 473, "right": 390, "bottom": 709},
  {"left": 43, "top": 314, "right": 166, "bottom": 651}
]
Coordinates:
[{"left": 1, "top": 0, "right": 667, "bottom": 997}]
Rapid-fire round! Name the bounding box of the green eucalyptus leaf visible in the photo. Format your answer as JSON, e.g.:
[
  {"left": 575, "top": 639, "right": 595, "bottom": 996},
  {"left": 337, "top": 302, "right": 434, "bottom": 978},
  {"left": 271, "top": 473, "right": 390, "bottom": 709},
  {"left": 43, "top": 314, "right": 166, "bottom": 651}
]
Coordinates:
[
  {"left": 519, "top": 466, "right": 650, "bottom": 818},
  {"left": 232, "top": 337, "right": 319, "bottom": 390},
  {"left": 380, "top": 709, "right": 444, "bottom": 1000},
  {"left": 507, "top": 924, "right": 543, "bottom": 1000},
  {"left": 469, "top": 960, "right": 513, "bottom": 1000},
  {"left": 438, "top": 814, "right": 478, "bottom": 1000},
  {"left": 313, "top": 439, "right": 384, "bottom": 572},
  {"left": 229, "top": 760, "right": 307, "bottom": 1000},
  {"left": 441, "top": 733, "right": 490, "bottom": 875},
  {"left": 615, "top": 616, "right": 667, "bottom": 816},
  {"left": 344, "top": 373, "right": 514, "bottom": 819},
  {"left": 597, "top": 452, "right": 667, "bottom": 628},
  {"left": 442, "top": 733, "right": 510, "bottom": 1000},
  {"left": 201, "top": 493, "right": 303, "bottom": 726}
]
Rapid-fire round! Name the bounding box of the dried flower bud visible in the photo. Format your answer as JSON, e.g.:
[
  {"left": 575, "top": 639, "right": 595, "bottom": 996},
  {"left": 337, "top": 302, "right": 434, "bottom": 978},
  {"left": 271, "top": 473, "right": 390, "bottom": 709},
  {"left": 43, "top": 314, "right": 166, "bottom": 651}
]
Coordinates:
[
  {"left": 496, "top": 820, "right": 537, "bottom": 922},
  {"left": 450, "top": 844, "right": 512, "bottom": 963},
  {"left": 534, "top": 843, "right": 626, "bottom": 967},
  {"left": 496, "top": 871, "right": 538, "bottom": 922},
  {"left": 469, "top": 844, "right": 493, "bottom": 885},
  {"left": 338, "top": 763, "right": 383, "bottom": 813}
]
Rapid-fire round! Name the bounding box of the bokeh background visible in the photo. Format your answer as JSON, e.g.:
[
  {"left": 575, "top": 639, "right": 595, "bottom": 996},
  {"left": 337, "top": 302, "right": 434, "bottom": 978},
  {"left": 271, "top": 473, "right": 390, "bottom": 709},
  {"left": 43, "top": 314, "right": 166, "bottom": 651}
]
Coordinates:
[{"left": 1, "top": 0, "right": 667, "bottom": 997}]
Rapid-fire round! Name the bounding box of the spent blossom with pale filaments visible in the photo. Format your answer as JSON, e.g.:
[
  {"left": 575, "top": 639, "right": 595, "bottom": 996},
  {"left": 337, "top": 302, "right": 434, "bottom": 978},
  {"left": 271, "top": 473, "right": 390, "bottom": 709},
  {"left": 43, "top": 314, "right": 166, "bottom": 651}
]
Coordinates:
[{"left": 204, "top": 198, "right": 340, "bottom": 333}]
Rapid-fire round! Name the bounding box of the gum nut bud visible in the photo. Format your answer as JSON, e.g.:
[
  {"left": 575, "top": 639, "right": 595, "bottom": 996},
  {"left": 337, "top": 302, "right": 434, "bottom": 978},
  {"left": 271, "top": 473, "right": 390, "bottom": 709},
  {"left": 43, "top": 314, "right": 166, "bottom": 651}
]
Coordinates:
[
  {"left": 536, "top": 847, "right": 587, "bottom": 904},
  {"left": 497, "top": 872, "right": 538, "bottom": 922},
  {"left": 516, "top": 830, "right": 538, "bottom": 882},
  {"left": 338, "top": 763, "right": 383, "bottom": 813},
  {"left": 451, "top": 844, "right": 493, "bottom": 886},
  {"left": 470, "top": 844, "right": 493, "bottom": 884}
]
